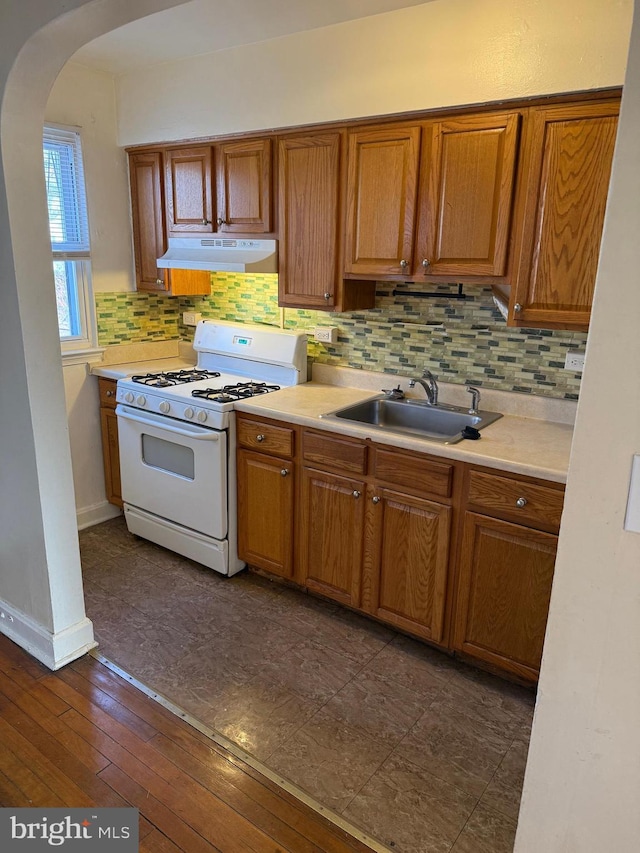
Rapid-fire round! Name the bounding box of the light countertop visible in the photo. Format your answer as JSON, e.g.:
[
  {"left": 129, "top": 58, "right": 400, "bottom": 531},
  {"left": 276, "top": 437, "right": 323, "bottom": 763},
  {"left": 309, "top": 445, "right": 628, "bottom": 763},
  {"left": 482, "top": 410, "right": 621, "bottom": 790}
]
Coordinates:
[
  {"left": 234, "top": 382, "right": 573, "bottom": 484},
  {"left": 91, "top": 357, "right": 196, "bottom": 381}
]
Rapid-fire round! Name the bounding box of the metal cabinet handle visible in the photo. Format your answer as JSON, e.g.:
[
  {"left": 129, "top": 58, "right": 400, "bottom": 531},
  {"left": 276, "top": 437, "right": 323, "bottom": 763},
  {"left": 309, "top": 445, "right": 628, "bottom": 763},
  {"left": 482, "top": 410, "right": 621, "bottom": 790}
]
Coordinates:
[
  {"left": 422, "top": 259, "right": 430, "bottom": 270},
  {"left": 217, "top": 217, "right": 227, "bottom": 226},
  {"left": 352, "top": 490, "right": 361, "bottom": 499},
  {"left": 202, "top": 218, "right": 210, "bottom": 226},
  {"left": 106, "top": 390, "right": 114, "bottom": 397},
  {"left": 323, "top": 292, "right": 332, "bottom": 301},
  {"left": 372, "top": 496, "right": 381, "bottom": 504},
  {"left": 281, "top": 468, "right": 289, "bottom": 477},
  {"left": 256, "top": 434, "right": 265, "bottom": 442},
  {"left": 514, "top": 303, "right": 522, "bottom": 313},
  {"left": 400, "top": 259, "right": 409, "bottom": 269},
  {"left": 156, "top": 278, "right": 164, "bottom": 287},
  {"left": 516, "top": 497, "right": 528, "bottom": 508}
]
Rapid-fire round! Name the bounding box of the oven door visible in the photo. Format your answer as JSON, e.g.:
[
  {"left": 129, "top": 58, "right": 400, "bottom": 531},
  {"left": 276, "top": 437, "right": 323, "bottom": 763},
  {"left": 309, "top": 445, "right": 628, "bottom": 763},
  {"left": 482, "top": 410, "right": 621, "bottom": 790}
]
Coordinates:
[{"left": 116, "top": 404, "right": 227, "bottom": 539}]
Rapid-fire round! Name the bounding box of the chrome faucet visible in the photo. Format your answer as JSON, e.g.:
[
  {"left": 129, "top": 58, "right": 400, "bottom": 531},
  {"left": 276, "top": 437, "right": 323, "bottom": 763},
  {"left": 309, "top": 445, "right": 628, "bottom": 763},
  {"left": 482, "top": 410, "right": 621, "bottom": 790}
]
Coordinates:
[{"left": 409, "top": 369, "right": 438, "bottom": 406}]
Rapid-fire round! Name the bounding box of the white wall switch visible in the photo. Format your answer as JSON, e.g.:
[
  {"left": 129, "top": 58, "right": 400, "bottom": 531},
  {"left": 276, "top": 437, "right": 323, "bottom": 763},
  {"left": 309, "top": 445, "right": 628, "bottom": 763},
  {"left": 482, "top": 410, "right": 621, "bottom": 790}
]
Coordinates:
[
  {"left": 313, "top": 326, "right": 338, "bottom": 344},
  {"left": 183, "top": 311, "right": 202, "bottom": 326},
  {"left": 624, "top": 455, "right": 640, "bottom": 533},
  {"left": 564, "top": 351, "right": 585, "bottom": 371}
]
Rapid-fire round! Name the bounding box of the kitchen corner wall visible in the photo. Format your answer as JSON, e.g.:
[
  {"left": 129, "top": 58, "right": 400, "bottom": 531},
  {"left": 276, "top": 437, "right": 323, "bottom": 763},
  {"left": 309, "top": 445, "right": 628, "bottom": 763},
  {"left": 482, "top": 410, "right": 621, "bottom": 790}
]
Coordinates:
[{"left": 96, "top": 277, "right": 586, "bottom": 400}]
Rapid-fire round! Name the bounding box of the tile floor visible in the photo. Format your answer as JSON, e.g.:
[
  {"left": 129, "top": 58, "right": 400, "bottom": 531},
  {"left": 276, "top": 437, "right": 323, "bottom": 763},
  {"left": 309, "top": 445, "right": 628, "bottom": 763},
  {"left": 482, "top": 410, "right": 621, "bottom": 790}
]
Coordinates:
[{"left": 80, "top": 516, "right": 535, "bottom": 853}]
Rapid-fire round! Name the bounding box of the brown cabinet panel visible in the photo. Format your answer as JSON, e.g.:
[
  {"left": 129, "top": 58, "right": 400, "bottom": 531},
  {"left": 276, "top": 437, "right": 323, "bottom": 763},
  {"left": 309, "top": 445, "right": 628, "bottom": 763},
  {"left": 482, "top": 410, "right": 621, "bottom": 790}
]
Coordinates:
[
  {"left": 216, "top": 138, "right": 271, "bottom": 233},
  {"left": 98, "top": 377, "right": 118, "bottom": 409},
  {"left": 363, "top": 487, "right": 451, "bottom": 643},
  {"left": 100, "top": 407, "right": 122, "bottom": 508},
  {"left": 511, "top": 101, "right": 619, "bottom": 329},
  {"left": 373, "top": 445, "right": 453, "bottom": 500},
  {"left": 453, "top": 512, "right": 557, "bottom": 680},
  {"left": 300, "top": 468, "right": 365, "bottom": 606},
  {"left": 165, "top": 146, "right": 214, "bottom": 234},
  {"left": 467, "top": 469, "right": 564, "bottom": 533},
  {"left": 237, "top": 417, "right": 295, "bottom": 458},
  {"left": 345, "top": 125, "right": 421, "bottom": 276},
  {"left": 303, "top": 430, "right": 367, "bottom": 475},
  {"left": 237, "top": 449, "right": 294, "bottom": 579},
  {"left": 416, "top": 113, "right": 520, "bottom": 277},
  {"left": 129, "top": 151, "right": 167, "bottom": 292}
]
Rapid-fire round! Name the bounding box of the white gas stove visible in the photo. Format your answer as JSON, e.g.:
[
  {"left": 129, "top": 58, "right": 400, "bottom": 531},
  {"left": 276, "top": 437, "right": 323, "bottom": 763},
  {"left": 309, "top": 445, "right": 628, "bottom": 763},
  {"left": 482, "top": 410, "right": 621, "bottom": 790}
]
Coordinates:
[{"left": 115, "top": 321, "right": 307, "bottom": 576}]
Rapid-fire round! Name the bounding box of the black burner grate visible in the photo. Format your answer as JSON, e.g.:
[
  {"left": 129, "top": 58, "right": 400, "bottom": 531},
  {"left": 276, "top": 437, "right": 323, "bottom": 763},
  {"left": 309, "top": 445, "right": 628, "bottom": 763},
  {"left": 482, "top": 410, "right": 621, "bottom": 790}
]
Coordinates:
[
  {"left": 191, "top": 381, "right": 281, "bottom": 403},
  {"left": 131, "top": 369, "right": 221, "bottom": 388}
]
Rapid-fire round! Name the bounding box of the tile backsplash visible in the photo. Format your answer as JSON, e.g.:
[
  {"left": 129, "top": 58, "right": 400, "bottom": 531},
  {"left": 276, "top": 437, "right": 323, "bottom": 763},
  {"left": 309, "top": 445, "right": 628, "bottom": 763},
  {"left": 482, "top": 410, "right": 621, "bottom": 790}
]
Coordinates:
[{"left": 96, "top": 276, "right": 587, "bottom": 400}]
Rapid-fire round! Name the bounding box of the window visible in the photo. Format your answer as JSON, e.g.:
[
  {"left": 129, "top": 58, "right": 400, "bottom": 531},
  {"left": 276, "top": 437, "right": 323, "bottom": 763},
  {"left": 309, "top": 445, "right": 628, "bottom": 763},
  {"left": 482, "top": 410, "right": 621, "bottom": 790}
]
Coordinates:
[{"left": 43, "top": 124, "right": 96, "bottom": 352}]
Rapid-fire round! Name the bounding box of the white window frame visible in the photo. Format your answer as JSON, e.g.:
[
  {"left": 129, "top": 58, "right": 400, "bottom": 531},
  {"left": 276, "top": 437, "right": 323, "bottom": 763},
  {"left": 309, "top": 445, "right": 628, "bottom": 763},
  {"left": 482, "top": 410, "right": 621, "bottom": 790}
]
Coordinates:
[{"left": 43, "top": 123, "right": 100, "bottom": 361}]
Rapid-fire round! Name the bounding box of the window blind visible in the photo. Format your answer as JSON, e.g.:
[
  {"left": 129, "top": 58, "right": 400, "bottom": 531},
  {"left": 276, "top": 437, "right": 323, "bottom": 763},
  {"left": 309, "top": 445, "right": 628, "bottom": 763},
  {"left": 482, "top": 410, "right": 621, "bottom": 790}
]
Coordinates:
[{"left": 43, "top": 125, "right": 90, "bottom": 257}]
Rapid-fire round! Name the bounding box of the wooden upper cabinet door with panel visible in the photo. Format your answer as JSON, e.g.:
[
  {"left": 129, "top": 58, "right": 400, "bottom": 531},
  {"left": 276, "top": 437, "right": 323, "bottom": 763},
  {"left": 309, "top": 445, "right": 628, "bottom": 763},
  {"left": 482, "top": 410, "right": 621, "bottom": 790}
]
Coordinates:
[
  {"left": 129, "top": 151, "right": 168, "bottom": 292},
  {"left": 216, "top": 138, "right": 272, "bottom": 233},
  {"left": 415, "top": 112, "right": 520, "bottom": 279},
  {"left": 509, "top": 100, "right": 619, "bottom": 330},
  {"left": 165, "top": 146, "right": 215, "bottom": 234},
  {"left": 344, "top": 125, "right": 421, "bottom": 277}
]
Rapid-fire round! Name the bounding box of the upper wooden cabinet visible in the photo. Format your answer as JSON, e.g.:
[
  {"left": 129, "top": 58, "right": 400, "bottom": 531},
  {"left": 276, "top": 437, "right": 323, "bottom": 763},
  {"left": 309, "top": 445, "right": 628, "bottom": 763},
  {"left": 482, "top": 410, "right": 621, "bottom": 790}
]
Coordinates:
[
  {"left": 508, "top": 100, "right": 619, "bottom": 330},
  {"left": 216, "top": 138, "right": 272, "bottom": 233},
  {"left": 278, "top": 131, "right": 375, "bottom": 311},
  {"left": 343, "top": 113, "right": 520, "bottom": 282},
  {"left": 165, "top": 146, "right": 215, "bottom": 234},
  {"left": 415, "top": 112, "right": 520, "bottom": 278},
  {"left": 129, "top": 151, "right": 168, "bottom": 292},
  {"left": 344, "top": 125, "right": 421, "bottom": 277}
]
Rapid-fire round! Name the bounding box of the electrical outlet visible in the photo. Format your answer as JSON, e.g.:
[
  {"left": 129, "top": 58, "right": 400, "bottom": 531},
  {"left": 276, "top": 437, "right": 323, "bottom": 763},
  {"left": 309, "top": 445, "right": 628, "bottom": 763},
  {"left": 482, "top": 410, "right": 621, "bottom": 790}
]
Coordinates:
[
  {"left": 564, "top": 351, "right": 585, "bottom": 372},
  {"left": 182, "top": 311, "right": 202, "bottom": 326},
  {"left": 313, "top": 326, "right": 338, "bottom": 344}
]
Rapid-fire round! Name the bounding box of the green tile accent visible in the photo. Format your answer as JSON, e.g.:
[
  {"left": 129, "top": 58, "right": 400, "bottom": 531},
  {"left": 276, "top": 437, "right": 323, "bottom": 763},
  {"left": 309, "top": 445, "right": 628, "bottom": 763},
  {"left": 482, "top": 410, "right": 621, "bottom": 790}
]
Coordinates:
[{"left": 97, "top": 276, "right": 586, "bottom": 400}]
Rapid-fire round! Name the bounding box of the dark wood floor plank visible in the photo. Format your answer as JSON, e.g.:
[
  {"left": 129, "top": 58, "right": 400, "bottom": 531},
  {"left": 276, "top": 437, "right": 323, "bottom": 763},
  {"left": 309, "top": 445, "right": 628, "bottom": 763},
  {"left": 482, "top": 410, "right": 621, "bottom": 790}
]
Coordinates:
[
  {"left": 0, "top": 680, "right": 110, "bottom": 775},
  {"left": 99, "top": 763, "right": 221, "bottom": 853},
  {"left": 53, "top": 666, "right": 158, "bottom": 742},
  {"left": 62, "top": 708, "right": 284, "bottom": 853},
  {"left": 0, "top": 768, "right": 32, "bottom": 807},
  {"left": 0, "top": 634, "right": 50, "bottom": 682},
  {"left": 0, "top": 742, "right": 66, "bottom": 807},
  {"left": 151, "top": 733, "right": 324, "bottom": 853},
  {"left": 140, "top": 828, "right": 185, "bottom": 853}
]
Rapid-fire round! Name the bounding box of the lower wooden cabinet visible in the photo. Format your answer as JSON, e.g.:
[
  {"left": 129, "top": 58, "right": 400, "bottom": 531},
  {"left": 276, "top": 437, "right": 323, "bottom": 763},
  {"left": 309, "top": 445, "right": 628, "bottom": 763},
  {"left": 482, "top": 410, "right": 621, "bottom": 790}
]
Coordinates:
[
  {"left": 362, "top": 486, "right": 451, "bottom": 644},
  {"left": 237, "top": 449, "right": 294, "bottom": 579},
  {"left": 300, "top": 468, "right": 365, "bottom": 607},
  {"left": 98, "top": 378, "right": 122, "bottom": 508}
]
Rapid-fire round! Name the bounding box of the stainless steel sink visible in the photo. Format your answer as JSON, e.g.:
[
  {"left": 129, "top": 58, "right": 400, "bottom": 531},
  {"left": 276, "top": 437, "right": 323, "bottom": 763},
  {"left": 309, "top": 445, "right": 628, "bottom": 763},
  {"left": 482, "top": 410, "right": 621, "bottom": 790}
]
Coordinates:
[{"left": 321, "top": 396, "right": 502, "bottom": 444}]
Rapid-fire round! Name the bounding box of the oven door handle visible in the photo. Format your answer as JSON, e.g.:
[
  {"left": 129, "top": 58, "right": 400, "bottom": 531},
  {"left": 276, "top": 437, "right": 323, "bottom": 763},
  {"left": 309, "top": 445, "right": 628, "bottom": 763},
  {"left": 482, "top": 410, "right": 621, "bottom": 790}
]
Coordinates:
[{"left": 115, "top": 404, "right": 220, "bottom": 441}]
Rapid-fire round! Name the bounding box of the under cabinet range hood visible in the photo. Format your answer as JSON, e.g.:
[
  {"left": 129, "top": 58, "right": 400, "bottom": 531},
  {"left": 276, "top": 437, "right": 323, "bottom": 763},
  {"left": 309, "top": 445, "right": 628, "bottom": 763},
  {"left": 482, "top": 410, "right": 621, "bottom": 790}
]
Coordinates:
[{"left": 157, "top": 237, "right": 277, "bottom": 273}]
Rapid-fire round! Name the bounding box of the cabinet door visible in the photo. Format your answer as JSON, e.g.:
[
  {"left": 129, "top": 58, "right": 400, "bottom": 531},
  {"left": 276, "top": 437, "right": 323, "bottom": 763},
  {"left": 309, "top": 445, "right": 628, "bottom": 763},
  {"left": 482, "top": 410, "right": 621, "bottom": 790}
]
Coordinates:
[
  {"left": 237, "top": 449, "right": 294, "bottom": 579},
  {"left": 362, "top": 487, "right": 451, "bottom": 644},
  {"left": 100, "top": 407, "right": 122, "bottom": 508},
  {"left": 511, "top": 101, "right": 619, "bottom": 329},
  {"left": 453, "top": 512, "right": 557, "bottom": 681},
  {"left": 415, "top": 113, "right": 520, "bottom": 278},
  {"left": 129, "top": 151, "right": 167, "bottom": 292},
  {"left": 344, "top": 125, "right": 421, "bottom": 277},
  {"left": 165, "top": 146, "right": 214, "bottom": 234},
  {"left": 278, "top": 132, "right": 343, "bottom": 309},
  {"left": 216, "top": 138, "right": 271, "bottom": 233},
  {"left": 300, "top": 468, "right": 365, "bottom": 606}
]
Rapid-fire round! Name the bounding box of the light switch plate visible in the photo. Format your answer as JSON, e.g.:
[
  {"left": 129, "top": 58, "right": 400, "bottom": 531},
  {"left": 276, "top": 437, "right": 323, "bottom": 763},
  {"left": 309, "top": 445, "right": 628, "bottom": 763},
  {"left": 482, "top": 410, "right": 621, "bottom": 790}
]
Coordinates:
[
  {"left": 564, "top": 351, "right": 585, "bottom": 371},
  {"left": 624, "top": 454, "right": 640, "bottom": 533},
  {"left": 183, "top": 311, "right": 202, "bottom": 326}
]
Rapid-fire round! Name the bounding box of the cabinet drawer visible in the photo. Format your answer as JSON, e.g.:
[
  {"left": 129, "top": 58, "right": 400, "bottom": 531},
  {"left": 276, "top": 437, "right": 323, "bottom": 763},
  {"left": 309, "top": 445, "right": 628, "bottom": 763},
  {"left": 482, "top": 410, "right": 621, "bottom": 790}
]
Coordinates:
[
  {"left": 98, "top": 378, "right": 118, "bottom": 409},
  {"left": 303, "top": 430, "right": 367, "bottom": 475},
  {"left": 467, "top": 469, "right": 564, "bottom": 532},
  {"left": 237, "top": 418, "right": 294, "bottom": 458},
  {"left": 373, "top": 446, "right": 453, "bottom": 500}
]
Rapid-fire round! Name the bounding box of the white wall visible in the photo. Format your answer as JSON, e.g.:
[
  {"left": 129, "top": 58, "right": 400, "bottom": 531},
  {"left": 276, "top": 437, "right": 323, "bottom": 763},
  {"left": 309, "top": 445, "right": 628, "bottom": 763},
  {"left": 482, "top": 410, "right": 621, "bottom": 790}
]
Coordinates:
[
  {"left": 514, "top": 4, "right": 640, "bottom": 850},
  {"left": 114, "top": 0, "right": 632, "bottom": 146}
]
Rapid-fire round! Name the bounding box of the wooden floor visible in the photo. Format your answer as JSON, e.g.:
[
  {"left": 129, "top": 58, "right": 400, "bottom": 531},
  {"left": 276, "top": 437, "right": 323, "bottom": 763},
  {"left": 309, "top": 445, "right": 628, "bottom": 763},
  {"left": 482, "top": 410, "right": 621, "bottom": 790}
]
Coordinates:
[{"left": 0, "top": 633, "right": 374, "bottom": 853}]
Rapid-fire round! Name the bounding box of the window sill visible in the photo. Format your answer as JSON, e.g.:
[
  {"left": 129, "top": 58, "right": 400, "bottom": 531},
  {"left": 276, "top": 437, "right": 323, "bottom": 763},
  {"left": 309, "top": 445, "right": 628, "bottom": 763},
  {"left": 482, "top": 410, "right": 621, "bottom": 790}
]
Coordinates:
[{"left": 61, "top": 347, "right": 105, "bottom": 366}]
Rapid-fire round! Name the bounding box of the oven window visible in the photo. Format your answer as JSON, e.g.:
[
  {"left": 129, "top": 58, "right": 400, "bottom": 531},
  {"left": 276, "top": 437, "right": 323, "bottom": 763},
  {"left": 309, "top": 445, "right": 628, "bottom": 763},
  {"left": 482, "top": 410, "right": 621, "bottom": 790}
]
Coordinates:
[{"left": 141, "top": 434, "right": 195, "bottom": 480}]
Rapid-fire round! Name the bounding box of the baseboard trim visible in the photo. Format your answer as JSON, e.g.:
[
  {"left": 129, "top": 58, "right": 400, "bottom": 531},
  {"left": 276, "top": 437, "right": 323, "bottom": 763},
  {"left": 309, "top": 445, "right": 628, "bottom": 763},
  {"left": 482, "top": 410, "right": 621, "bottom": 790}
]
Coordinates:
[
  {"left": 77, "top": 500, "right": 121, "bottom": 530},
  {"left": 0, "top": 599, "right": 96, "bottom": 670}
]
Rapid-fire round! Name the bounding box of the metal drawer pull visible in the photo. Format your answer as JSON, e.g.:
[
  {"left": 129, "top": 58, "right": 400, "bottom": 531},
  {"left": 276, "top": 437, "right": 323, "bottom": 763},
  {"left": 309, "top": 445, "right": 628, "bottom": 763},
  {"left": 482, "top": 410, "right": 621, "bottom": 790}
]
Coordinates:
[
  {"left": 281, "top": 469, "right": 289, "bottom": 477},
  {"left": 202, "top": 218, "right": 210, "bottom": 225},
  {"left": 106, "top": 390, "right": 114, "bottom": 397},
  {"left": 256, "top": 434, "right": 265, "bottom": 442},
  {"left": 516, "top": 497, "right": 528, "bottom": 508},
  {"left": 372, "top": 496, "right": 381, "bottom": 504},
  {"left": 400, "top": 259, "right": 408, "bottom": 269},
  {"left": 352, "top": 490, "right": 361, "bottom": 499}
]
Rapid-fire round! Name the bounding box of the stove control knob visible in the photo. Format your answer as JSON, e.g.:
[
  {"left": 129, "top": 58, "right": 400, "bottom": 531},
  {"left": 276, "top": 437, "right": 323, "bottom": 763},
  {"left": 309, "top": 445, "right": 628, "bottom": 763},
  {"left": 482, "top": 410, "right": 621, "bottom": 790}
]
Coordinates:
[
  {"left": 184, "top": 407, "right": 195, "bottom": 420},
  {"left": 124, "top": 392, "right": 134, "bottom": 403},
  {"left": 159, "top": 401, "right": 171, "bottom": 414},
  {"left": 136, "top": 395, "right": 147, "bottom": 407},
  {"left": 197, "top": 410, "right": 208, "bottom": 423}
]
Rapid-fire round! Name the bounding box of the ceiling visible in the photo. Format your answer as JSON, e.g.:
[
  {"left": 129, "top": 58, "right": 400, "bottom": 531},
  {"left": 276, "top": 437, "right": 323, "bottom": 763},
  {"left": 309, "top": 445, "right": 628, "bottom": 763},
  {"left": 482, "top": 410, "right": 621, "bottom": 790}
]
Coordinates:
[{"left": 72, "top": 0, "right": 433, "bottom": 76}]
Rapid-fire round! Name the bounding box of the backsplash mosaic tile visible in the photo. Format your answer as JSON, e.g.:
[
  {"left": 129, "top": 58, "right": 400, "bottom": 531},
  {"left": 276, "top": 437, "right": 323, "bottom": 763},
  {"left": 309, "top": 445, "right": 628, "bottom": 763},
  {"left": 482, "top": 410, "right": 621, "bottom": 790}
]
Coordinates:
[
  {"left": 96, "top": 292, "right": 180, "bottom": 345},
  {"left": 95, "top": 277, "right": 587, "bottom": 400}
]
